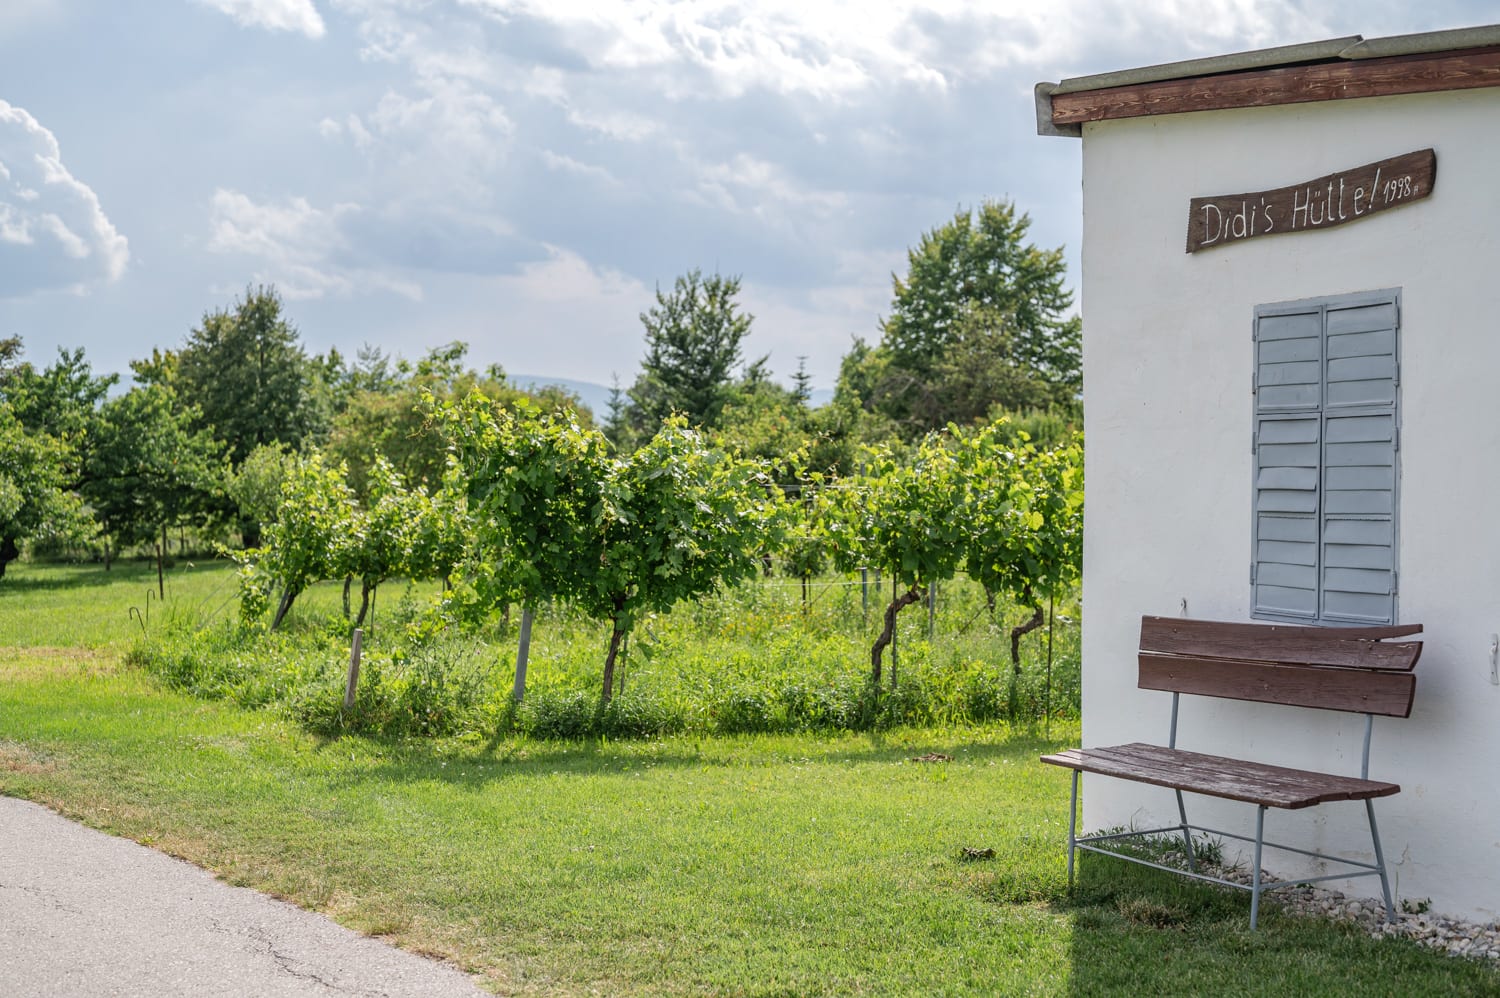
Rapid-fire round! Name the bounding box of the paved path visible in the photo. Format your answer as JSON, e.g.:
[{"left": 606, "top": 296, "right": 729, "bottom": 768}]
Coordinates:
[{"left": 0, "top": 797, "right": 491, "bottom": 997}]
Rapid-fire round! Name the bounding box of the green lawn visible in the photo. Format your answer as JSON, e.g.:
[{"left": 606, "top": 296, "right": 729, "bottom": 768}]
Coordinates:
[{"left": 1, "top": 562, "right": 1497, "bottom": 995}]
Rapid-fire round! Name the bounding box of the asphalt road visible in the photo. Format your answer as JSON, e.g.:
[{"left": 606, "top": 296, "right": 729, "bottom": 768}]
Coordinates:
[{"left": 0, "top": 797, "right": 490, "bottom": 997}]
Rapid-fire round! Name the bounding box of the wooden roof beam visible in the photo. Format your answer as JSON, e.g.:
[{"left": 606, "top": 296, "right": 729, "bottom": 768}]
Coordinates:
[{"left": 1051, "top": 45, "right": 1500, "bottom": 127}]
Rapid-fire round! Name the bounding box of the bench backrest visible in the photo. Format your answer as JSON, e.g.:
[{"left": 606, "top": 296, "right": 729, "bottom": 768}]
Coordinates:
[{"left": 1138, "top": 616, "right": 1421, "bottom": 718}]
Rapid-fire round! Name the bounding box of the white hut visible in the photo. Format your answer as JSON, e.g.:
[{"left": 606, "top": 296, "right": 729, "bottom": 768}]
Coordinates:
[{"left": 1036, "top": 26, "right": 1500, "bottom": 920}]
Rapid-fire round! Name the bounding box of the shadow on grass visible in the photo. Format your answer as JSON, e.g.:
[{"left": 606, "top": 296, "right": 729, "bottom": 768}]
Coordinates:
[
  {"left": 975, "top": 849, "right": 1500, "bottom": 997},
  {"left": 0, "top": 560, "right": 225, "bottom": 594},
  {"left": 309, "top": 727, "right": 1078, "bottom": 792}
]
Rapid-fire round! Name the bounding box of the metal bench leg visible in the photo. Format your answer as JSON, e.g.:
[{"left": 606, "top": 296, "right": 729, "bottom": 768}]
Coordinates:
[
  {"left": 1067, "top": 769, "right": 1079, "bottom": 886},
  {"left": 1175, "top": 789, "right": 1197, "bottom": 873},
  {"left": 1250, "top": 805, "right": 1266, "bottom": 930},
  {"left": 1367, "top": 799, "right": 1395, "bottom": 922}
]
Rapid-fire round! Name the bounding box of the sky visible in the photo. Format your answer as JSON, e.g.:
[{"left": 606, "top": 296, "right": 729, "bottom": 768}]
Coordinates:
[{"left": 0, "top": 1, "right": 1493, "bottom": 396}]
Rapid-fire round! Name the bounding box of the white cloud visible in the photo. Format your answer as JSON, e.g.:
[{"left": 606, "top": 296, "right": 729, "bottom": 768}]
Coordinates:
[
  {"left": 195, "top": 0, "right": 326, "bottom": 38},
  {"left": 500, "top": 244, "right": 644, "bottom": 304},
  {"left": 207, "top": 188, "right": 421, "bottom": 301},
  {"left": 695, "top": 153, "right": 845, "bottom": 218},
  {"left": 540, "top": 150, "right": 620, "bottom": 187},
  {"left": 0, "top": 99, "right": 128, "bottom": 298}
]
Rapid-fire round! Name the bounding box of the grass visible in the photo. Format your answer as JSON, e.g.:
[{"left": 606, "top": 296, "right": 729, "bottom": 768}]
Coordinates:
[
  {"left": 20, "top": 558, "right": 1082, "bottom": 740},
  {"left": 2, "top": 562, "right": 1498, "bottom": 994},
  {"left": 1, "top": 652, "right": 1497, "bottom": 995}
]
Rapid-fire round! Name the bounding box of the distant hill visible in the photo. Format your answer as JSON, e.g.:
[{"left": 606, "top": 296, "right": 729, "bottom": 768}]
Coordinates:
[
  {"left": 508, "top": 374, "right": 616, "bottom": 418},
  {"left": 509, "top": 375, "right": 833, "bottom": 419}
]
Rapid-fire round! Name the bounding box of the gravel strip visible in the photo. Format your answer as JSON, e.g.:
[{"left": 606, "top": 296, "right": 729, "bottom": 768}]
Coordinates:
[{"left": 1161, "top": 849, "right": 1500, "bottom": 961}]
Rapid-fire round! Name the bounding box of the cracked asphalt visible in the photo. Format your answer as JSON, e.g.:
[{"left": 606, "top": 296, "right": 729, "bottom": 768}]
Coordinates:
[{"left": 0, "top": 797, "right": 491, "bottom": 997}]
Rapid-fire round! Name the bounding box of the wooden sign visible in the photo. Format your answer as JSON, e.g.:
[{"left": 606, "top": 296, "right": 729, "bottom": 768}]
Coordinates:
[{"left": 1187, "top": 149, "right": 1435, "bottom": 253}]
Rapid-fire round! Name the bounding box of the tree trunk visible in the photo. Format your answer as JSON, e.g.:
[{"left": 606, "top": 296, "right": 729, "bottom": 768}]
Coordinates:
[
  {"left": 0, "top": 535, "right": 16, "bottom": 578},
  {"left": 341, "top": 576, "right": 352, "bottom": 618},
  {"left": 601, "top": 622, "right": 627, "bottom": 703},
  {"left": 513, "top": 606, "right": 535, "bottom": 702},
  {"left": 801, "top": 576, "right": 809, "bottom": 609},
  {"left": 1009, "top": 587, "right": 1045, "bottom": 675},
  {"left": 155, "top": 525, "right": 166, "bottom": 599},
  {"left": 271, "top": 587, "right": 298, "bottom": 630},
  {"left": 353, "top": 579, "right": 373, "bottom": 628},
  {"left": 103, "top": 536, "right": 113, "bottom": 572},
  {"left": 870, "top": 585, "right": 923, "bottom": 688}
]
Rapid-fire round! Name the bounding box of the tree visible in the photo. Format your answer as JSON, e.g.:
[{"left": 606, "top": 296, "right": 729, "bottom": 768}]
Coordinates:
[
  {"left": 326, "top": 342, "right": 591, "bottom": 499},
  {"left": 586, "top": 419, "right": 786, "bottom": 700},
  {"left": 850, "top": 201, "right": 1081, "bottom": 437},
  {"left": 339, "top": 456, "right": 421, "bottom": 628},
  {"left": 439, "top": 395, "right": 613, "bottom": 699},
  {"left": 780, "top": 483, "right": 829, "bottom": 609},
  {"left": 791, "top": 356, "right": 814, "bottom": 407},
  {"left": 883, "top": 200, "right": 1078, "bottom": 381},
  {"left": 225, "top": 442, "right": 294, "bottom": 548},
  {"left": 176, "top": 285, "right": 312, "bottom": 466},
  {"left": 443, "top": 399, "right": 785, "bottom": 703},
  {"left": 957, "top": 423, "right": 1083, "bottom": 675},
  {"left": 0, "top": 404, "right": 92, "bottom": 577},
  {"left": 82, "top": 384, "right": 225, "bottom": 574},
  {"left": 2, "top": 345, "right": 117, "bottom": 493},
  {"left": 603, "top": 375, "right": 634, "bottom": 452},
  {"left": 253, "top": 452, "right": 357, "bottom": 629},
  {"left": 822, "top": 434, "right": 968, "bottom": 689},
  {"left": 628, "top": 269, "right": 753, "bottom": 432},
  {"left": 0, "top": 340, "right": 109, "bottom": 573}
]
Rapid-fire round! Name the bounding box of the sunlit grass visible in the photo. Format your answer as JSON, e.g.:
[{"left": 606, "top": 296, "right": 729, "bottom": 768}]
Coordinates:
[
  {"left": 2, "top": 654, "right": 1495, "bottom": 995},
  {"left": 1, "top": 568, "right": 1496, "bottom": 995}
]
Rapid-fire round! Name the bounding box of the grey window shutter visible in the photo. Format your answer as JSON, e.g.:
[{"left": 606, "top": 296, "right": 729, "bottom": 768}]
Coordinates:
[
  {"left": 1253, "top": 304, "right": 1323, "bottom": 619},
  {"left": 1320, "top": 297, "right": 1399, "bottom": 623},
  {"left": 1252, "top": 292, "right": 1399, "bottom": 625}
]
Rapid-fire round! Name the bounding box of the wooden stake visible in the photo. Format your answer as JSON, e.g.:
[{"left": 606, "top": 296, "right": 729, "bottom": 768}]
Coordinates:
[
  {"left": 513, "top": 607, "right": 534, "bottom": 702},
  {"left": 344, "top": 628, "right": 364, "bottom": 712}
]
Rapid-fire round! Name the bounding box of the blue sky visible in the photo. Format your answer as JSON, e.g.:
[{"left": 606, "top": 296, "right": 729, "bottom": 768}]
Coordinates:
[{"left": 0, "top": 1, "right": 1492, "bottom": 393}]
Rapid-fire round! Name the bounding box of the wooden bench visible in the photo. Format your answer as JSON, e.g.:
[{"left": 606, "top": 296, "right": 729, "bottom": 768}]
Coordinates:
[{"left": 1041, "top": 615, "right": 1422, "bottom": 928}]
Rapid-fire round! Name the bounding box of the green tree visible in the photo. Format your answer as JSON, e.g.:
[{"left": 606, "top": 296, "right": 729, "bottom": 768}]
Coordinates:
[
  {"left": 444, "top": 400, "right": 784, "bottom": 702},
  {"left": 956, "top": 423, "right": 1083, "bottom": 675},
  {"left": 884, "top": 200, "right": 1078, "bottom": 381},
  {"left": 340, "top": 456, "right": 421, "bottom": 628},
  {"left": 791, "top": 356, "right": 814, "bottom": 407},
  {"left": 586, "top": 419, "right": 786, "bottom": 699},
  {"left": 0, "top": 404, "right": 92, "bottom": 577},
  {"left": 252, "top": 452, "right": 357, "bottom": 630},
  {"left": 628, "top": 269, "right": 753, "bottom": 432},
  {"left": 176, "top": 285, "right": 312, "bottom": 466},
  {"left": 82, "top": 384, "right": 225, "bottom": 573},
  {"left": 780, "top": 484, "right": 829, "bottom": 609},
  {"left": 822, "top": 434, "right": 967, "bottom": 688},
  {"left": 327, "top": 342, "right": 591, "bottom": 499},
  {"left": 225, "top": 442, "right": 294, "bottom": 548},
  {"left": 852, "top": 201, "right": 1081, "bottom": 437},
  {"left": 2, "top": 345, "right": 117, "bottom": 497},
  {"left": 602, "top": 375, "right": 635, "bottom": 453},
  {"left": 440, "top": 396, "right": 612, "bottom": 699}
]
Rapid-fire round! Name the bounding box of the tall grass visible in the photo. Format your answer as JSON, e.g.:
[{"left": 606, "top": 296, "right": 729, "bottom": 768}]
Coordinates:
[{"left": 100, "top": 563, "right": 1081, "bottom": 741}]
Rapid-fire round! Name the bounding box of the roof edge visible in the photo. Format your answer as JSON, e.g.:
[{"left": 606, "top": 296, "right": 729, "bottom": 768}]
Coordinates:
[
  {"left": 1034, "top": 83, "right": 1081, "bottom": 137},
  {"left": 1051, "top": 36, "right": 1361, "bottom": 96},
  {"left": 1341, "top": 24, "right": 1500, "bottom": 59}
]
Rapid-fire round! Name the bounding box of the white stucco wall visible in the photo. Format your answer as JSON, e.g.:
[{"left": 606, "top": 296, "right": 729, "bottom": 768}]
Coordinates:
[{"left": 1078, "top": 87, "right": 1500, "bottom": 920}]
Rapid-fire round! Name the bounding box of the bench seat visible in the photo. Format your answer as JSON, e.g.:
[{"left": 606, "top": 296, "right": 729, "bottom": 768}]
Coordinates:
[{"left": 1041, "top": 742, "right": 1399, "bottom": 810}]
